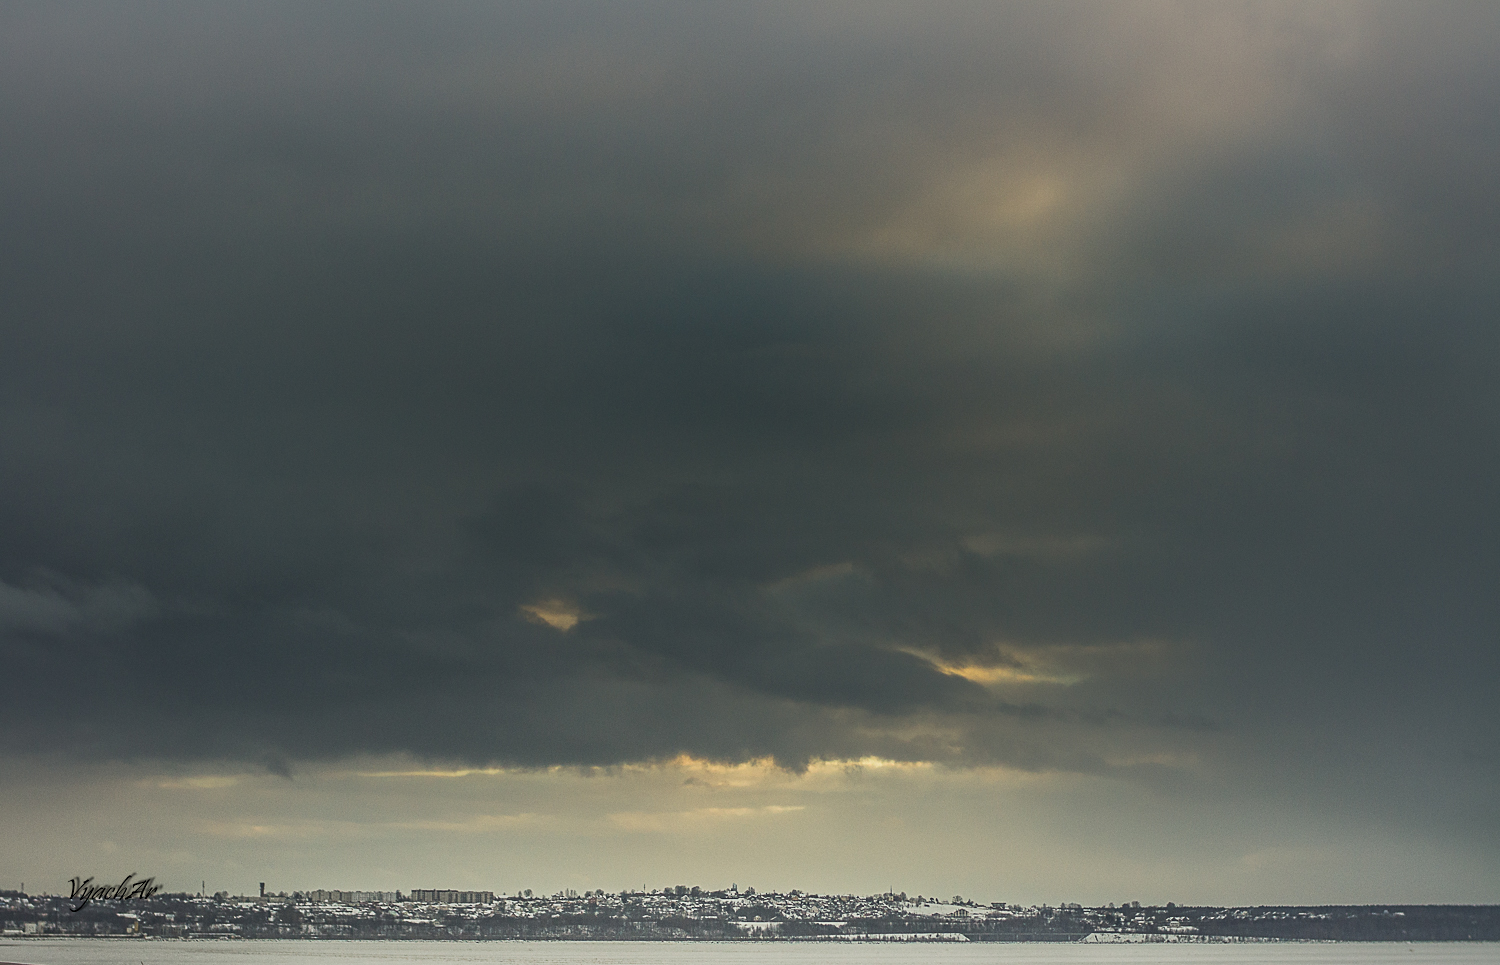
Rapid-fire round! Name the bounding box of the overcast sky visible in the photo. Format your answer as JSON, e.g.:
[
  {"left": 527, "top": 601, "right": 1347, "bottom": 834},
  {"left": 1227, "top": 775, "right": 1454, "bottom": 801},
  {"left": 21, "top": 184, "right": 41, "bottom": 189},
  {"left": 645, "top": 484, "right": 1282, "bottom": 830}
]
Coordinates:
[{"left": 2, "top": 1, "right": 1498, "bottom": 905}]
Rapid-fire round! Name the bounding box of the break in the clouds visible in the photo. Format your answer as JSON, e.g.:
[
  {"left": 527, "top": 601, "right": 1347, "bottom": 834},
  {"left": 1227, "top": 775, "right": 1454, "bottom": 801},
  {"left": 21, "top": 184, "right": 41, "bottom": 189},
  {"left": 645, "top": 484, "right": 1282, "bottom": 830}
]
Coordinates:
[{"left": 1, "top": 1, "right": 1498, "bottom": 899}]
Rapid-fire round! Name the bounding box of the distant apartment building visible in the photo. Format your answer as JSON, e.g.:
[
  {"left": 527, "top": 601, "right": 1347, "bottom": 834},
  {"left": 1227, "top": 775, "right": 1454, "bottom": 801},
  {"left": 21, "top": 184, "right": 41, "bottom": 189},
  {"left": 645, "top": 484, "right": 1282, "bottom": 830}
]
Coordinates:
[
  {"left": 307, "top": 890, "right": 400, "bottom": 903},
  {"left": 409, "top": 889, "right": 494, "bottom": 904}
]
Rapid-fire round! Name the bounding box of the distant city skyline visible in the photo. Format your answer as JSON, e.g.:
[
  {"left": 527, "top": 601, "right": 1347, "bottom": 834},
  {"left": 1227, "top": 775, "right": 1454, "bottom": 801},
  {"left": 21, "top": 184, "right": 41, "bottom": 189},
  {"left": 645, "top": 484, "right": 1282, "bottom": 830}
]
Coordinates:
[{"left": 7, "top": 887, "right": 1497, "bottom": 942}]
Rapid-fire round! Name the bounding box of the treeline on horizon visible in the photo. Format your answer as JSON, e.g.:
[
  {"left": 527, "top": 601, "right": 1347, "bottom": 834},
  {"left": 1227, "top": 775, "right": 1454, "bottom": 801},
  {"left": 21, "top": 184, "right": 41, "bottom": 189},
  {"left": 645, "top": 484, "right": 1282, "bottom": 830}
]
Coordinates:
[{"left": 1147, "top": 906, "right": 1500, "bottom": 942}]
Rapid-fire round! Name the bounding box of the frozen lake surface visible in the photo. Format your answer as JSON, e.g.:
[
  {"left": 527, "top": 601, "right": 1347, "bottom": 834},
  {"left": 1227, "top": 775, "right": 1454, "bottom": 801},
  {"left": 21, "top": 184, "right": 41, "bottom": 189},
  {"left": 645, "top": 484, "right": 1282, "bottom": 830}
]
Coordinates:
[{"left": 5, "top": 941, "right": 1500, "bottom": 965}]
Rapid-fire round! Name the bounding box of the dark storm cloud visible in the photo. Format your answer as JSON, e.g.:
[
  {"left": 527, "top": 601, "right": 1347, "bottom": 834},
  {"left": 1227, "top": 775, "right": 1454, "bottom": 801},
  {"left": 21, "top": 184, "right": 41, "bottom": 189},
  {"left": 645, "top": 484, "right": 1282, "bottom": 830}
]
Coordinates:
[{"left": 1, "top": 0, "right": 1497, "bottom": 839}]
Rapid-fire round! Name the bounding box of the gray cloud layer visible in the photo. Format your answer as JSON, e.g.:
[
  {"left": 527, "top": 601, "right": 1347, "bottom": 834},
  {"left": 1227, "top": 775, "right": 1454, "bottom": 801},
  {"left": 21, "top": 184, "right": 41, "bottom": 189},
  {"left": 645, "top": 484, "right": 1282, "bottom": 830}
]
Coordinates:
[{"left": 1, "top": 2, "right": 1497, "bottom": 856}]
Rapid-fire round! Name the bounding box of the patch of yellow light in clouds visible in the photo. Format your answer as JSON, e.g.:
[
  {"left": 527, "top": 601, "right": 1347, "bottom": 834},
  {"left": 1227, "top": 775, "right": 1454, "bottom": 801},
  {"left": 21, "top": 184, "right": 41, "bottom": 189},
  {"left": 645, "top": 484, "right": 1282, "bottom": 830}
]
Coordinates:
[{"left": 519, "top": 598, "right": 587, "bottom": 631}]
